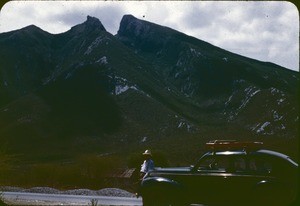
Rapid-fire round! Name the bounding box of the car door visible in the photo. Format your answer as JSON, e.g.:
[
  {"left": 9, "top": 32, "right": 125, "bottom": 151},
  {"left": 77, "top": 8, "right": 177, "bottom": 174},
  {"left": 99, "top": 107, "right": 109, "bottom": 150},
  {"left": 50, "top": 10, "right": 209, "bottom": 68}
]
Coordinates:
[
  {"left": 188, "top": 154, "right": 274, "bottom": 205},
  {"left": 184, "top": 154, "right": 237, "bottom": 205},
  {"left": 218, "top": 155, "right": 273, "bottom": 204},
  {"left": 246, "top": 153, "right": 298, "bottom": 205}
]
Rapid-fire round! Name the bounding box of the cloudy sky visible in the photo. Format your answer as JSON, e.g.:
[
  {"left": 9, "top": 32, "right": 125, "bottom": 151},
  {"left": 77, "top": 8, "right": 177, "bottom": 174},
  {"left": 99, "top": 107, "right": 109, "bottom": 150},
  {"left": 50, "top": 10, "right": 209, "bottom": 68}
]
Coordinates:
[{"left": 0, "top": 1, "right": 298, "bottom": 71}]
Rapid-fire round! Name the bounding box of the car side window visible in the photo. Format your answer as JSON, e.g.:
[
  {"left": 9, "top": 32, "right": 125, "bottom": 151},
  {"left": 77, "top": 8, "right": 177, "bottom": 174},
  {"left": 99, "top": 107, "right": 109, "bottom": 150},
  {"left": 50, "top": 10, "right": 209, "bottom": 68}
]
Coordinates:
[
  {"left": 214, "top": 156, "right": 231, "bottom": 172},
  {"left": 197, "top": 156, "right": 216, "bottom": 170},
  {"left": 248, "top": 157, "right": 272, "bottom": 174},
  {"left": 234, "top": 157, "right": 246, "bottom": 172},
  {"left": 197, "top": 155, "right": 234, "bottom": 172}
]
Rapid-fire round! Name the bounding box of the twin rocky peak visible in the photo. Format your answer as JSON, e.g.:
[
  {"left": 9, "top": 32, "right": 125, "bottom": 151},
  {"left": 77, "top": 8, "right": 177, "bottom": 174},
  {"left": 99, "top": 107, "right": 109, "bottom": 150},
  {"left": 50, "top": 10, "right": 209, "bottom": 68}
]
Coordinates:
[{"left": 69, "top": 14, "right": 150, "bottom": 37}]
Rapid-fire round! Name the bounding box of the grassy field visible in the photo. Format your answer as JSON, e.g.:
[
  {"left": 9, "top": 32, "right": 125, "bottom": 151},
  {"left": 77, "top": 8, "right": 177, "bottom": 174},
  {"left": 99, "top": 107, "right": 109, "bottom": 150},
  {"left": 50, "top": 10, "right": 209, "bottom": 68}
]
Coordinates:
[{"left": 0, "top": 127, "right": 298, "bottom": 192}]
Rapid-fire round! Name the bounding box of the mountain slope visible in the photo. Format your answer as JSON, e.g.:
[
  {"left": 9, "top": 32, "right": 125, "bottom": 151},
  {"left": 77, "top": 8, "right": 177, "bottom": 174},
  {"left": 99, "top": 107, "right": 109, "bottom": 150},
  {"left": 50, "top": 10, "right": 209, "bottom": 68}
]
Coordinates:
[
  {"left": 0, "top": 16, "right": 194, "bottom": 157},
  {"left": 116, "top": 14, "right": 299, "bottom": 137},
  {"left": 0, "top": 25, "right": 54, "bottom": 106},
  {"left": 0, "top": 15, "right": 298, "bottom": 164}
]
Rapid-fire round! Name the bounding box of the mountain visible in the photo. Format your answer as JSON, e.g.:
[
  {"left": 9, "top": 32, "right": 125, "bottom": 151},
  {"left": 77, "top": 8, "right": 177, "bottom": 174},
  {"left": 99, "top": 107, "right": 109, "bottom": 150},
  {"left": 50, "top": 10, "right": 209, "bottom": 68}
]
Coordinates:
[
  {"left": 116, "top": 15, "right": 299, "bottom": 137},
  {"left": 0, "top": 15, "right": 298, "bottom": 164}
]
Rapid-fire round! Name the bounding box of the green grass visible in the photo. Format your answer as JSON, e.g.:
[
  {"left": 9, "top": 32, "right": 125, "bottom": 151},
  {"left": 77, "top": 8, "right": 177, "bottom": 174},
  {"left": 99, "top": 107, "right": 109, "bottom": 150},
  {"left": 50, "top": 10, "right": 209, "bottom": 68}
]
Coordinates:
[
  {"left": 0, "top": 92, "right": 298, "bottom": 191},
  {"left": 1, "top": 127, "right": 297, "bottom": 192},
  {"left": 1, "top": 153, "right": 123, "bottom": 190}
]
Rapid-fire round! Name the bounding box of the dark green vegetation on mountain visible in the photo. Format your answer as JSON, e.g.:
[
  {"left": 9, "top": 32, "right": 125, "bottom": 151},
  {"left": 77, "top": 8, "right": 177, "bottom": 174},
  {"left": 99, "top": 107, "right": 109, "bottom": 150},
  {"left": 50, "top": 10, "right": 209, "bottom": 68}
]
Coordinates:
[{"left": 0, "top": 15, "right": 298, "bottom": 190}]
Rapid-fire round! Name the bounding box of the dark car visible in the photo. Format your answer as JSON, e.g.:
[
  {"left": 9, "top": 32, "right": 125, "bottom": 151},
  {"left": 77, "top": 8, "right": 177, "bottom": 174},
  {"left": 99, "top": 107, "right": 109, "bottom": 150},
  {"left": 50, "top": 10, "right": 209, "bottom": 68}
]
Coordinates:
[{"left": 139, "top": 140, "right": 298, "bottom": 206}]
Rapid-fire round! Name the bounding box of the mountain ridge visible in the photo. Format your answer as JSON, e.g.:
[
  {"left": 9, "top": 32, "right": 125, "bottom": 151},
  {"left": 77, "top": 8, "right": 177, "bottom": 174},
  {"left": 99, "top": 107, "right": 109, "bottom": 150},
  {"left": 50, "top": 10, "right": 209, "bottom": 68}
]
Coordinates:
[{"left": 117, "top": 15, "right": 297, "bottom": 74}]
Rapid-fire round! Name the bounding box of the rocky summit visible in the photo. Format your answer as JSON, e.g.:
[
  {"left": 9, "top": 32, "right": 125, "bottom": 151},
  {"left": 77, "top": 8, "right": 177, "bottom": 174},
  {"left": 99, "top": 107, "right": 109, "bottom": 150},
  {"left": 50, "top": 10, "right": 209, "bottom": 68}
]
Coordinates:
[{"left": 0, "top": 15, "right": 298, "bottom": 162}]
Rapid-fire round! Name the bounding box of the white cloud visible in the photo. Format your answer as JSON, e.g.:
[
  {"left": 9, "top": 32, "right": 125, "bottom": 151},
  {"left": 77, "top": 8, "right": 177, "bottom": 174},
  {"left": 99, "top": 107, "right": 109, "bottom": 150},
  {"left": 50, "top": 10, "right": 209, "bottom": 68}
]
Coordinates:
[{"left": 0, "top": 0, "right": 298, "bottom": 71}]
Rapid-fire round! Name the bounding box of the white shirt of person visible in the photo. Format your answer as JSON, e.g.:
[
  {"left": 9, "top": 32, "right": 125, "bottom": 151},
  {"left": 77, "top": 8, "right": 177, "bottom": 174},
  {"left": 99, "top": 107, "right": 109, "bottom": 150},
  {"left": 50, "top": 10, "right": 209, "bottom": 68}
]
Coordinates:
[{"left": 140, "top": 159, "right": 155, "bottom": 174}]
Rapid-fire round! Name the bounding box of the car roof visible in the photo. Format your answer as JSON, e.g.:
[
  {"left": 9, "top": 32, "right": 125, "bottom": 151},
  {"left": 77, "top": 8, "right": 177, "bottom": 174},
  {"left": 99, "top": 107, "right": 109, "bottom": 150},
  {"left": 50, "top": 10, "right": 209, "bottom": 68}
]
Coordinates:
[
  {"left": 205, "top": 149, "right": 288, "bottom": 157},
  {"left": 203, "top": 149, "right": 298, "bottom": 167},
  {"left": 253, "top": 149, "right": 298, "bottom": 167},
  {"left": 204, "top": 150, "right": 247, "bottom": 156},
  {"left": 254, "top": 149, "right": 289, "bottom": 158}
]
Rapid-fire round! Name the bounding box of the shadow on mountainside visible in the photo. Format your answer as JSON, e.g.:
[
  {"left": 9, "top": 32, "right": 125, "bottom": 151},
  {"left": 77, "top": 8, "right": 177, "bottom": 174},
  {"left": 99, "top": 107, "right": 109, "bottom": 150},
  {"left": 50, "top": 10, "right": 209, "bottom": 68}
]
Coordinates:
[{"left": 38, "top": 65, "right": 123, "bottom": 137}]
